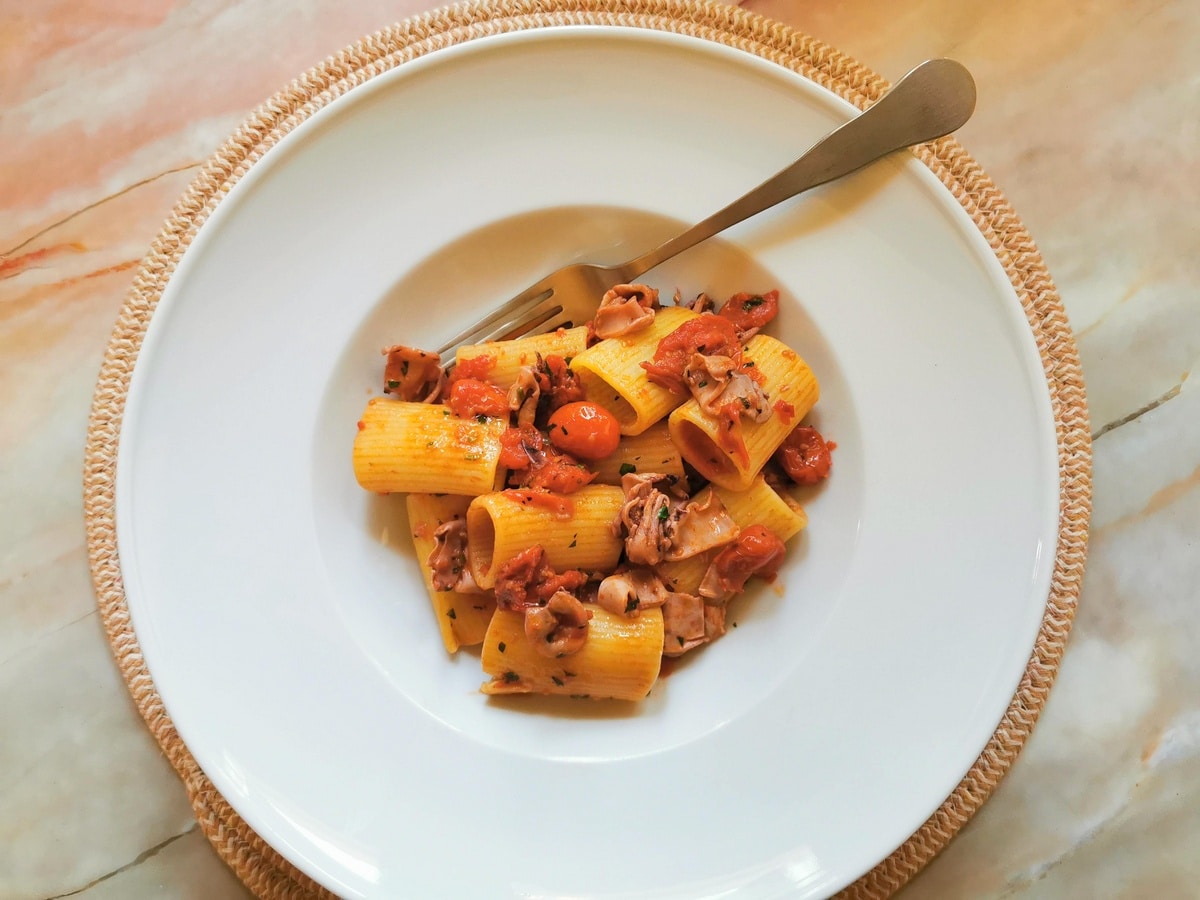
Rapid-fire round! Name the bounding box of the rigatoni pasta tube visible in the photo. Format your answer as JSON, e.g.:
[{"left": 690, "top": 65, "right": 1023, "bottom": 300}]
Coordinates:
[
  {"left": 589, "top": 422, "right": 685, "bottom": 485},
  {"left": 669, "top": 335, "right": 819, "bottom": 491},
  {"left": 480, "top": 605, "right": 663, "bottom": 700},
  {"left": 571, "top": 306, "right": 697, "bottom": 435},
  {"left": 707, "top": 475, "right": 808, "bottom": 542},
  {"left": 466, "top": 485, "right": 624, "bottom": 588},
  {"left": 656, "top": 554, "right": 710, "bottom": 594},
  {"left": 456, "top": 326, "right": 589, "bottom": 390},
  {"left": 405, "top": 494, "right": 496, "bottom": 653},
  {"left": 354, "top": 399, "right": 506, "bottom": 495}
]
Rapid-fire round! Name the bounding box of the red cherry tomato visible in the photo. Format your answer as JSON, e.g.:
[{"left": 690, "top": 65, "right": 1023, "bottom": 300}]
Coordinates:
[
  {"left": 546, "top": 401, "right": 621, "bottom": 460},
  {"left": 775, "top": 425, "right": 833, "bottom": 485},
  {"left": 718, "top": 290, "right": 779, "bottom": 334}
]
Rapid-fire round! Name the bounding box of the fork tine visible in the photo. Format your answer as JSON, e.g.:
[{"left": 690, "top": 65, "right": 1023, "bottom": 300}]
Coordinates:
[
  {"left": 437, "top": 292, "right": 566, "bottom": 360},
  {"left": 435, "top": 283, "right": 553, "bottom": 357}
]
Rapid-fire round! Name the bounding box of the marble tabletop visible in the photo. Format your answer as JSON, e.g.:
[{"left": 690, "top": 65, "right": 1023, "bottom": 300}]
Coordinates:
[{"left": 2, "top": 1, "right": 1197, "bottom": 897}]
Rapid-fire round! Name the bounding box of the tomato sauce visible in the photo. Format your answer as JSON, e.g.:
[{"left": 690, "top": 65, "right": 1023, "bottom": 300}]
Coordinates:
[
  {"left": 641, "top": 315, "right": 742, "bottom": 394},
  {"left": 447, "top": 378, "right": 508, "bottom": 419}
]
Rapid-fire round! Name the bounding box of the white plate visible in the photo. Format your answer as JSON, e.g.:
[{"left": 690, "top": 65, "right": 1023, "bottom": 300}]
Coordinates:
[{"left": 117, "top": 27, "right": 1059, "bottom": 899}]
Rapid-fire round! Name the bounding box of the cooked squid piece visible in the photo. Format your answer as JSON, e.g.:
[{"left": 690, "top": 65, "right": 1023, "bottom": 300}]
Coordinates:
[{"left": 481, "top": 604, "right": 664, "bottom": 700}]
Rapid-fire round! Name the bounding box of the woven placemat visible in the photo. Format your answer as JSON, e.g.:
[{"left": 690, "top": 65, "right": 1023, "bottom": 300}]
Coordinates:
[{"left": 83, "top": 1, "right": 1092, "bottom": 896}]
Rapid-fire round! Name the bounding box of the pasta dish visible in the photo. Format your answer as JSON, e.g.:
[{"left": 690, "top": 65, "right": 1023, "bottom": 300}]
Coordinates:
[{"left": 352, "top": 284, "right": 833, "bottom": 700}]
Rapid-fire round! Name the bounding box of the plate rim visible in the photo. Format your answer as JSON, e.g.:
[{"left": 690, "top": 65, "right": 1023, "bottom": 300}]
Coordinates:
[{"left": 83, "top": 3, "right": 1092, "bottom": 899}]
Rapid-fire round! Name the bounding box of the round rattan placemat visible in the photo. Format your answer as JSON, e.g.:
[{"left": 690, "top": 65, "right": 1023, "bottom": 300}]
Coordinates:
[{"left": 83, "top": 1, "right": 1092, "bottom": 897}]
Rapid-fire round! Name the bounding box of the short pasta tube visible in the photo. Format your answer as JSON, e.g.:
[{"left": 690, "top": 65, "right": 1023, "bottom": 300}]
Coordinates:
[
  {"left": 571, "top": 306, "right": 697, "bottom": 435},
  {"left": 655, "top": 554, "right": 711, "bottom": 595},
  {"left": 588, "top": 422, "right": 685, "bottom": 485},
  {"left": 466, "top": 485, "right": 625, "bottom": 588},
  {"left": 668, "top": 335, "right": 819, "bottom": 491},
  {"left": 354, "top": 398, "right": 507, "bottom": 495},
  {"left": 707, "top": 475, "right": 809, "bottom": 542},
  {"left": 456, "top": 326, "right": 589, "bottom": 390},
  {"left": 480, "top": 605, "right": 664, "bottom": 700},
  {"left": 405, "top": 494, "right": 496, "bottom": 653}
]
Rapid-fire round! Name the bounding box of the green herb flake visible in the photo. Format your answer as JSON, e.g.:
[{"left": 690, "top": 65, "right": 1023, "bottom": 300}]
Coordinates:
[
  {"left": 743, "top": 296, "right": 765, "bottom": 309},
  {"left": 563, "top": 356, "right": 573, "bottom": 365},
  {"left": 657, "top": 505, "right": 670, "bottom": 522},
  {"left": 503, "top": 670, "right": 520, "bottom": 683},
  {"left": 551, "top": 676, "right": 565, "bottom": 687},
  {"left": 446, "top": 608, "right": 457, "bottom": 619},
  {"left": 568, "top": 535, "right": 577, "bottom": 548},
  {"left": 400, "top": 360, "right": 410, "bottom": 375},
  {"left": 497, "top": 641, "right": 507, "bottom": 653},
  {"left": 386, "top": 379, "right": 400, "bottom": 389},
  {"left": 476, "top": 413, "right": 488, "bottom": 423},
  {"left": 625, "top": 598, "right": 639, "bottom": 613},
  {"left": 619, "top": 462, "right": 636, "bottom": 476},
  {"left": 743, "top": 361, "right": 755, "bottom": 368}
]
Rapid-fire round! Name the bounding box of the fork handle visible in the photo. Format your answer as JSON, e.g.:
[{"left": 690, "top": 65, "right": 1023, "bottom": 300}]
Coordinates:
[{"left": 614, "top": 58, "right": 977, "bottom": 282}]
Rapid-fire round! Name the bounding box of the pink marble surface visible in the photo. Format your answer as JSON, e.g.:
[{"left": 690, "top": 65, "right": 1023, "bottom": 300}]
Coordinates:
[{"left": 2, "top": 1, "right": 1197, "bottom": 897}]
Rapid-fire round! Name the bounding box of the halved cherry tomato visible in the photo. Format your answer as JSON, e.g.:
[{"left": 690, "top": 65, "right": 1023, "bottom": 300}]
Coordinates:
[
  {"left": 718, "top": 290, "right": 779, "bottom": 335},
  {"left": 640, "top": 315, "right": 742, "bottom": 393},
  {"left": 447, "top": 378, "right": 509, "bottom": 419},
  {"left": 708, "top": 524, "right": 787, "bottom": 594},
  {"left": 774, "top": 425, "right": 833, "bottom": 485},
  {"left": 525, "top": 453, "right": 595, "bottom": 493},
  {"left": 547, "top": 401, "right": 621, "bottom": 460}
]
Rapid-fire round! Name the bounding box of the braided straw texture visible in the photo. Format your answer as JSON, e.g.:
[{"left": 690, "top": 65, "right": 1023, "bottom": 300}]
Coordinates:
[{"left": 83, "top": 1, "right": 1091, "bottom": 897}]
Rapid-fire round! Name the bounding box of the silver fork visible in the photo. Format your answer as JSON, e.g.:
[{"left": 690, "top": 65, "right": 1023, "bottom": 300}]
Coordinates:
[{"left": 435, "top": 58, "right": 976, "bottom": 359}]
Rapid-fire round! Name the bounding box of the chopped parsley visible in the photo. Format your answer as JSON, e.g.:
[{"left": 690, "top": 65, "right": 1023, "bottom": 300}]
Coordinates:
[
  {"left": 619, "top": 462, "right": 636, "bottom": 476},
  {"left": 657, "top": 505, "right": 670, "bottom": 522},
  {"left": 503, "top": 670, "right": 520, "bottom": 683},
  {"left": 400, "top": 360, "right": 410, "bottom": 375},
  {"left": 476, "top": 413, "right": 488, "bottom": 423},
  {"left": 568, "top": 535, "right": 577, "bottom": 548},
  {"left": 625, "top": 598, "right": 639, "bottom": 613},
  {"left": 743, "top": 296, "right": 765, "bottom": 308},
  {"left": 497, "top": 641, "right": 506, "bottom": 653},
  {"left": 446, "top": 608, "right": 457, "bottom": 619},
  {"left": 386, "top": 379, "right": 400, "bottom": 389},
  {"left": 551, "top": 676, "right": 565, "bottom": 687}
]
